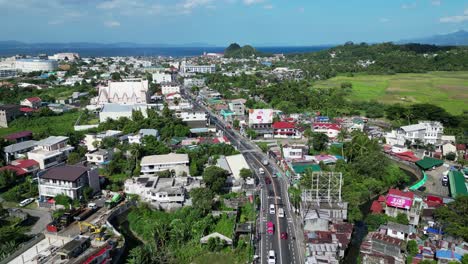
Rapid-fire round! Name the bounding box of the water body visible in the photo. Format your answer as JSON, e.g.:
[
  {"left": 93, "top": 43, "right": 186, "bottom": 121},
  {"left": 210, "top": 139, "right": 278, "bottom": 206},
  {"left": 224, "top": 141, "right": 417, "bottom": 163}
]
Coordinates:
[
  {"left": 0, "top": 46, "right": 331, "bottom": 57},
  {"left": 343, "top": 168, "right": 418, "bottom": 263}
]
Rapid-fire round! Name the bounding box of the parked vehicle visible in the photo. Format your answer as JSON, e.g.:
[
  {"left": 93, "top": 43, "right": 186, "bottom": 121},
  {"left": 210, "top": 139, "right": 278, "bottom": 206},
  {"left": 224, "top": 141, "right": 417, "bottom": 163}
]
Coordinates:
[
  {"left": 269, "top": 204, "right": 275, "bottom": 215},
  {"left": 73, "top": 207, "right": 95, "bottom": 221},
  {"left": 280, "top": 232, "right": 288, "bottom": 240},
  {"left": 265, "top": 177, "right": 271, "bottom": 184},
  {"left": 278, "top": 208, "right": 284, "bottom": 218},
  {"left": 105, "top": 193, "right": 124, "bottom": 209},
  {"left": 259, "top": 168, "right": 265, "bottom": 175},
  {"left": 262, "top": 159, "right": 269, "bottom": 166},
  {"left": 442, "top": 175, "right": 449, "bottom": 186},
  {"left": 268, "top": 250, "right": 276, "bottom": 264},
  {"left": 267, "top": 222, "right": 274, "bottom": 234},
  {"left": 19, "top": 198, "right": 35, "bottom": 207}
]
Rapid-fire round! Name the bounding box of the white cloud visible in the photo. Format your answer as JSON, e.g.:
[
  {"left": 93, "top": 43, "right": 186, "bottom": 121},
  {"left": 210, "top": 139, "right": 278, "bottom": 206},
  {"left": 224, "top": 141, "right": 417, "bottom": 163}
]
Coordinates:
[
  {"left": 439, "top": 8, "right": 468, "bottom": 23},
  {"left": 263, "top": 4, "right": 273, "bottom": 9},
  {"left": 104, "top": 20, "right": 120, "bottom": 27},
  {"left": 379, "top": 18, "right": 390, "bottom": 23},
  {"left": 431, "top": 0, "right": 441, "bottom": 6},
  {"left": 243, "top": 0, "right": 264, "bottom": 5},
  {"left": 401, "top": 3, "right": 416, "bottom": 9}
]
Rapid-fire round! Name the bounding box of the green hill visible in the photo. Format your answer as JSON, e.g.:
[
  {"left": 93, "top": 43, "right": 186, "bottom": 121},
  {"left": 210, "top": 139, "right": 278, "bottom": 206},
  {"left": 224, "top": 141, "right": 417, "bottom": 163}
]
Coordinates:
[{"left": 224, "top": 43, "right": 265, "bottom": 58}]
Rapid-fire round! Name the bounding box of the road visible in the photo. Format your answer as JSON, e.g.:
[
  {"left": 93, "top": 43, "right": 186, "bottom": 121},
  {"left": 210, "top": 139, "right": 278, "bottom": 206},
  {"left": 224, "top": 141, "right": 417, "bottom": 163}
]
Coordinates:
[{"left": 185, "top": 89, "right": 302, "bottom": 264}]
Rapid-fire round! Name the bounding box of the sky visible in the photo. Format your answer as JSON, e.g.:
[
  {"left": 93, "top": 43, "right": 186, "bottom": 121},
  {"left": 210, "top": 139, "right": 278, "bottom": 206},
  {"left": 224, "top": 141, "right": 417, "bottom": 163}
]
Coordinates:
[{"left": 0, "top": 0, "right": 467, "bottom": 46}]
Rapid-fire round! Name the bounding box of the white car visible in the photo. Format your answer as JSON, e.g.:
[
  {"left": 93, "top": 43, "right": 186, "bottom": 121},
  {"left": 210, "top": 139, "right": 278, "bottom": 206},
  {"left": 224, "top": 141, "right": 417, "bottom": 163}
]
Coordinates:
[
  {"left": 269, "top": 204, "right": 275, "bottom": 215},
  {"left": 278, "top": 208, "right": 284, "bottom": 218},
  {"left": 268, "top": 250, "right": 276, "bottom": 264},
  {"left": 19, "top": 198, "right": 35, "bottom": 207}
]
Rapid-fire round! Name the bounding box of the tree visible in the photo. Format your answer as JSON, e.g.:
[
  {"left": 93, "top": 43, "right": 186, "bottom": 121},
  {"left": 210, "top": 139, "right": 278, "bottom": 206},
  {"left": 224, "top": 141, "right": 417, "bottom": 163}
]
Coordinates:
[
  {"left": 396, "top": 213, "right": 409, "bottom": 225},
  {"left": 111, "top": 72, "right": 121, "bottom": 81},
  {"left": 239, "top": 168, "right": 253, "bottom": 180},
  {"left": 311, "top": 132, "right": 329, "bottom": 151},
  {"left": 233, "top": 119, "right": 240, "bottom": 129},
  {"left": 55, "top": 194, "right": 72, "bottom": 209},
  {"left": 445, "top": 152, "right": 457, "bottom": 161},
  {"left": 82, "top": 186, "right": 94, "bottom": 202},
  {"left": 67, "top": 152, "right": 81, "bottom": 165},
  {"left": 434, "top": 196, "right": 468, "bottom": 241},
  {"left": 288, "top": 186, "right": 301, "bottom": 213},
  {"left": 0, "top": 170, "right": 16, "bottom": 188},
  {"left": 190, "top": 188, "right": 214, "bottom": 215},
  {"left": 142, "top": 136, "right": 170, "bottom": 156},
  {"left": 407, "top": 240, "right": 419, "bottom": 256},
  {"left": 246, "top": 129, "right": 257, "bottom": 140},
  {"left": 202, "top": 166, "right": 229, "bottom": 194}
]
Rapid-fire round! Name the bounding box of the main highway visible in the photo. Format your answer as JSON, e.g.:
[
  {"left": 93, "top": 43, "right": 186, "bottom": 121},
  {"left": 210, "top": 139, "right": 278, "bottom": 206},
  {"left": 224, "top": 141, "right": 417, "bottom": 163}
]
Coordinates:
[{"left": 183, "top": 88, "right": 302, "bottom": 264}]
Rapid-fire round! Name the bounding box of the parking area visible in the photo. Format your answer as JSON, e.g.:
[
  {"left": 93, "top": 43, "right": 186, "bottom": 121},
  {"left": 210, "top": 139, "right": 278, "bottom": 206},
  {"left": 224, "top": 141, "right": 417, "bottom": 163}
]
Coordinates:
[{"left": 424, "top": 165, "right": 450, "bottom": 197}]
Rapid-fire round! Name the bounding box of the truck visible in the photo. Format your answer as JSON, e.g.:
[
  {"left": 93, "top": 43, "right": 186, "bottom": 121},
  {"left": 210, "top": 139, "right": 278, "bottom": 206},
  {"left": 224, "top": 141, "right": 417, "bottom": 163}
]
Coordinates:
[
  {"left": 73, "top": 207, "right": 95, "bottom": 221},
  {"left": 46, "top": 210, "right": 80, "bottom": 232},
  {"left": 105, "top": 193, "right": 123, "bottom": 209}
]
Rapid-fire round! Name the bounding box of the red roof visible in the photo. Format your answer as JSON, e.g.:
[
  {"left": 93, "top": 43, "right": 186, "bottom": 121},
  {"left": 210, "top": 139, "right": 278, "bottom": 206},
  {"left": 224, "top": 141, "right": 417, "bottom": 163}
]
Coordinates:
[
  {"left": 313, "top": 122, "right": 341, "bottom": 131},
  {"left": 388, "top": 188, "right": 414, "bottom": 200},
  {"left": 12, "top": 159, "right": 39, "bottom": 169},
  {"left": 393, "top": 151, "right": 420, "bottom": 162},
  {"left": 0, "top": 165, "right": 27, "bottom": 176},
  {"left": 20, "top": 107, "right": 39, "bottom": 113},
  {"left": 26, "top": 97, "right": 41, "bottom": 102},
  {"left": 3, "top": 131, "right": 33, "bottom": 141},
  {"left": 272, "top": 121, "right": 296, "bottom": 129},
  {"left": 165, "top": 92, "right": 180, "bottom": 98},
  {"left": 370, "top": 201, "right": 383, "bottom": 214},
  {"left": 377, "top": 195, "right": 386, "bottom": 202},
  {"left": 456, "top": 144, "right": 466, "bottom": 151}
]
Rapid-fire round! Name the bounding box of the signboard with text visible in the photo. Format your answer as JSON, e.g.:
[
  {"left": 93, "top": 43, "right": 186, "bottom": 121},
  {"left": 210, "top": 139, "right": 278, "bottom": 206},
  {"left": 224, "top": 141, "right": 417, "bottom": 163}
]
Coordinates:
[
  {"left": 386, "top": 194, "right": 413, "bottom": 209},
  {"left": 248, "top": 109, "right": 274, "bottom": 125}
]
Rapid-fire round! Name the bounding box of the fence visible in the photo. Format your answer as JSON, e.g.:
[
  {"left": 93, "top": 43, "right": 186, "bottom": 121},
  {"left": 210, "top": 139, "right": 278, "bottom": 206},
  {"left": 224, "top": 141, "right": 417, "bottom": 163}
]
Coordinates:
[{"left": 0, "top": 234, "right": 45, "bottom": 264}]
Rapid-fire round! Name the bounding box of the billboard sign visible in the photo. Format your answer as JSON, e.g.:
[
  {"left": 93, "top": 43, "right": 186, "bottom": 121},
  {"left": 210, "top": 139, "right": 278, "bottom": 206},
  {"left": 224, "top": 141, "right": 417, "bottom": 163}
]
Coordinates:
[
  {"left": 248, "top": 109, "right": 274, "bottom": 125},
  {"left": 386, "top": 194, "right": 413, "bottom": 209}
]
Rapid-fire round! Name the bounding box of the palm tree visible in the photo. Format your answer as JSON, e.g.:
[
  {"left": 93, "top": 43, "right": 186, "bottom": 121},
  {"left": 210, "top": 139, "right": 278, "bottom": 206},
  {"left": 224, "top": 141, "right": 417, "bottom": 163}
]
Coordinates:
[{"left": 288, "top": 187, "right": 302, "bottom": 213}]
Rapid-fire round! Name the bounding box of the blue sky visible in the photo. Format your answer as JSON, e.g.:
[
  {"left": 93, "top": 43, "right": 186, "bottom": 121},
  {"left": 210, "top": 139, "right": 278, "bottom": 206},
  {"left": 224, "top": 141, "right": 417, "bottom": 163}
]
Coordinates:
[{"left": 1, "top": 0, "right": 467, "bottom": 45}]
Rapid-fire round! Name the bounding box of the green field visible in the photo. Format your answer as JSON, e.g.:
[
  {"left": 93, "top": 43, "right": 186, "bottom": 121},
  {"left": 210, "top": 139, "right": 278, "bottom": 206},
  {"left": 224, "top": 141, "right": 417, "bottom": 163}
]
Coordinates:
[{"left": 315, "top": 71, "right": 468, "bottom": 115}]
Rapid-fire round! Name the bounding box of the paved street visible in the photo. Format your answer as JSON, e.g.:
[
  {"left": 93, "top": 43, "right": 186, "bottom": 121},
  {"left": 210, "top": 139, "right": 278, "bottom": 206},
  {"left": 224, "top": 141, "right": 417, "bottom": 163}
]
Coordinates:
[{"left": 22, "top": 208, "right": 53, "bottom": 235}]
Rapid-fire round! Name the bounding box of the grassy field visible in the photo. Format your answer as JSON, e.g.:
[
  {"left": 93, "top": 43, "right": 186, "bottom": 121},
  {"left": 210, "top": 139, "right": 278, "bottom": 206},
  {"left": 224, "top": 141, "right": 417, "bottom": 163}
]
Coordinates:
[{"left": 315, "top": 71, "right": 468, "bottom": 115}]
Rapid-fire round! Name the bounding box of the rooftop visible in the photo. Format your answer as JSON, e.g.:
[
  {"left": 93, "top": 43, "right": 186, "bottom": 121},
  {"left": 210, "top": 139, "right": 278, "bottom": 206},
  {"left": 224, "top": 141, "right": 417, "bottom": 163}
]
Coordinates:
[
  {"left": 36, "top": 136, "right": 68, "bottom": 147},
  {"left": 141, "top": 153, "right": 189, "bottom": 166},
  {"left": 40, "top": 165, "right": 88, "bottom": 182},
  {"left": 3, "top": 130, "right": 33, "bottom": 141},
  {"left": 3, "top": 140, "right": 37, "bottom": 153}
]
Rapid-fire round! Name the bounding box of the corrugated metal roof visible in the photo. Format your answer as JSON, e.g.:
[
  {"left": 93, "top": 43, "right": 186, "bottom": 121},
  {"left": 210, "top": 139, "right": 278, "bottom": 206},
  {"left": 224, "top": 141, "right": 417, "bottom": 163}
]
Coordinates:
[{"left": 449, "top": 171, "right": 468, "bottom": 198}]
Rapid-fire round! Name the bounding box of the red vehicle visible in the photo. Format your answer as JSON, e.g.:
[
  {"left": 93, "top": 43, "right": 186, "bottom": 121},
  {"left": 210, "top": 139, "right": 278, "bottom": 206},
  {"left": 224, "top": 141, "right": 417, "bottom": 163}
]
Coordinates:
[
  {"left": 265, "top": 177, "right": 271, "bottom": 184},
  {"left": 281, "top": 232, "right": 288, "bottom": 240},
  {"left": 267, "top": 221, "right": 274, "bottom": 234}
]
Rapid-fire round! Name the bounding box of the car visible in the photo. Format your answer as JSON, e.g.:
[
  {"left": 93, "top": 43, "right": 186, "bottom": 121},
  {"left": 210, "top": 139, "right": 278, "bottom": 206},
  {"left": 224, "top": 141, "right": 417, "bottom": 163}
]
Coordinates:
[
  {"left": 278, "top": 208, "right": 284, "bottom": 218},
  {"left": 19, "top": 198, "right": 35, "bottom": 207},
  {"left": 262, "top": 159, "right": 269, "bottom": 166},
  {"left": 268, "top": 250, "right": 276, "bottom": 264},
  {"left": 269, "top": 204, "right": 275, "bottom": 215},
  {"left": 267, "top": 221, "right": 274, "bottom": 234},
  {"left": 259, "top": 168, "right": 265, "bottom": 175},
  {"left": 265, "top": 177, "right": 271, "bottom": 184},
  {"left": 442, "top": 175, "right": 449, "bottom": 186},
  {"left": 280, "top": 232, "right": 288, "bottom": 240}
]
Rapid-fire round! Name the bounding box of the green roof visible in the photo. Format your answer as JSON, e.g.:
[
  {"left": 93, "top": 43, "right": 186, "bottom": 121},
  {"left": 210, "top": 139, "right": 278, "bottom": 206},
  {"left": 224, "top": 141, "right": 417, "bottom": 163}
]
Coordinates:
[
  {"left": 415, "top": 157, "right": 444, "bottom": 170},
  {"left": 292, "top": 164, "right": 321, "bottom": 174},
  {"left": 449, "top": 171, "right": 468, "bottom": 198}
]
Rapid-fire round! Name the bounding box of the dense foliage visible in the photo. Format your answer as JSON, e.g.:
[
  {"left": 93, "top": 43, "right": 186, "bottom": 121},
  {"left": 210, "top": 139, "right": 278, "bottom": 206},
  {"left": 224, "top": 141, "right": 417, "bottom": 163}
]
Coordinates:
[
  {"left": 434, "top": 196, "right": 468, "bottom": 241},
  {"left": 224, "top": 43, "right": 266, "bottom": 58}
]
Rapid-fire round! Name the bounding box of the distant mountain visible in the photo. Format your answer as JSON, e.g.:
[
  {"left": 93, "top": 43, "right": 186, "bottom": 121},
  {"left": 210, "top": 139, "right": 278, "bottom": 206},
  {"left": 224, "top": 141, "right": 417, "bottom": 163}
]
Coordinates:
[
  {"left": 398, "top": 30, "right": 468, "bottom": 46},
  {"left": 0, "top": 41, "right": 216, "bottom": 49},
  {"left": 224, "top": 43, "right": 270, "bottom": 58}
]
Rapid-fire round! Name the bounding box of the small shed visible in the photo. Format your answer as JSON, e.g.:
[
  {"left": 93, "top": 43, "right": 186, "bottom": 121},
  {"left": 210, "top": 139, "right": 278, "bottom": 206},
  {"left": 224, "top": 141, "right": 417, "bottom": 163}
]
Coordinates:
[
  {"left": 415, "top": 157, "right": 443, "bottom": 170},
  {"left": 200, "top": 232, "right": 233, "bottom": 245}
]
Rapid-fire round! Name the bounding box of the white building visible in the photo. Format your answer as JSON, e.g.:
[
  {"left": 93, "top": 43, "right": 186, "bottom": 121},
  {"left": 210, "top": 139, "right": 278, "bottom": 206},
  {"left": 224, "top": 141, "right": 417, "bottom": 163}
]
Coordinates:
[
  {"left": 183, "top": 78, "right": 205, "bottom": 88},
  {"left": 312, "top": 123, "right": 341, "bottom": 139},
  {"left": 96, "top": 79, "right": 149, "bottom": 104},
  {"left": 176, "top": 111, "right": 207, "bottom": 122},
  {"left": 0, "top": 68, "right": 17, "bottom": 78},
  {"left": 283, "top": 145, "right": 304, "bottom": 160},
  {"left": 38, "top": 165, "right": 100, "bottom": 202},
  {"left": 99, "top": 104, "right": 149, "bottom": 123},
  {"left": 152, "top": 72, "right": 172, "bottom": 84},
  {"left": 83, "top": 130, "right": 122, "bottom": 151},
  {"left": 442, "top": 143, "right": 457, "bottom": 157},
  {"left": 124, "top": 176, "right": 186, "bottom": 206},
  {"left": 217, "top": 154, "right": 250, "bottom": 191},
  {"left": 161, "top": 82, "right": 180, "bottom": 95},
  {"left": 385, "top": 121, "right": 444, "bottom": 146},
  {"left": 48, "top": 53, "right": 80, "bottom": 61},
  {"left": 128, "top": 129, "right": 159, "bottom": 145},
  {"left": 15, "top": 59, "right": 58, "bottom": 73},
  {"left": 27, "top": 136, "right": 74, "bottom": 169},
  {"left": 181, "top": 61, "right": 216, "bottom": 74},
  {"left": 228, "top": 100, "right": 246, "bottom": 116},
  {"left": 140, "top": 153, "right": 190, "bottom": 176},
  {"left": 85, "top": 149, "right": 113, "bottom": 165}
]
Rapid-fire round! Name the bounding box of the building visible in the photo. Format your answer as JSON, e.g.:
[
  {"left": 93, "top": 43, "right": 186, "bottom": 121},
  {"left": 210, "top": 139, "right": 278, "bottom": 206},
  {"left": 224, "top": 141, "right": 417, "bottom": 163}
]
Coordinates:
[
  {"left": 216, "top": 154, "right": 250, "bottom": 191},
  {"left": 161, "top": 82, "right": 180, "bottom": 95},
  {"left": 3, "top": 140, "right": 37, "bottom": 164},
  {"left": 20, "top": 97, "right": 42, "bottom": 109},
  {"left": 228, "top": 99, "right": 246, "bottom": 116},
  {"left": 383, "top": 189, "right": 422, "bottom": 226},
  {"left": 360, "top": 232, "right": 405, "bottom": 264},
  {"left": 378, "top": 222, "right": 415, "bottom": 241},
  {"left": 27, "top": 136, "right": 74, "bottom": 169},
  {"left": 176, "top": 111, "right": 208, "bottom": 128},
  {"left": 99, "top": 103, "right": 149, "bottom": 123},
  {"left": 385, "top": 121, "right": 444, "bottom": 146},
  {"left": 283, "top": 145, "right": 305, "bottom": 160},
  {"left": 152, "top": 72, "right": 172, "bottom": 84},
  {"left": 183, "top": 77, "right": 205, "bottom": 88},
  {"left": 0, "top": 104, "right": 21, "bottom": 128},
  {"left": 85, "top": 149, "right": 113, "bottom": 166},
  {"left": 128, "top": 129, "right": 159, "bottom": 145},
  {"left": 15, "top": 59, "right": 58, "bottom": 73},
  {"left": 83, "top": 130, "right": 122, "bottom": 151},
  {"left": 272, "top": 121, "right": 301, "bottom": 138},
  {"left": 38, "top": 165, "right": 100, "bottom": 202},
  {"left": 0, "top": 159, "right": 40, "bottom": 176},
  {"left": 3, "top": 130, "right": 33, "bottom": 143},
  {"left": 181, "top": 61, "right": 216, "bottom": 74},
  {"left": 140, "top": 153, "right": 190, "bottom": 176},
  {"left": 96, "top": 79, "right": 149, "bottom": 104},
  {"left": 248, "top": 109, "right": 274, "bottom": 134},
  {"left": 48, "top": 53, "right": 80, "bottom": 61},
  {"left": 124, "top": 176, "right": 187, "bottom": 207},
  {"left": 312, "top": 123, "right": 341, "bottom": 139},
  {"left": 0, "top": 68, "right": 17, "bottom": 78}
]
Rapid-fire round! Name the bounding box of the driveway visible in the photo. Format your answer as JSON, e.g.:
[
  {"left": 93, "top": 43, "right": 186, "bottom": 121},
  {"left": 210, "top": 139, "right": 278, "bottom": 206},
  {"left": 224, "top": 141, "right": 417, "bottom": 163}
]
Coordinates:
[
  {"left": 21, "top": 208, "right": 53, "bottom": 235},
  {"left": 424, "top": 165, "right": 450, "bottom": 197}
]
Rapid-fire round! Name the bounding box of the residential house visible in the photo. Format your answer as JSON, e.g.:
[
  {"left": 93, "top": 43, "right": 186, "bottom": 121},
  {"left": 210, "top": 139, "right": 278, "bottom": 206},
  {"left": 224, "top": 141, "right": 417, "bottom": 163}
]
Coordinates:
[
  {"left": 0, "top": 104, "right": 21, "bottom": 128},
  {"left": 442, "top": 143, "right": 457, "bottom": 157},
  {"left": 304, "top": 222, "right": 353, "bottom": 263},
  {"left": 27, "top": 136, "right": 74, "bottom": 169},
  {"left": 161, "top": 82, "right": 180, "bottom": 95},
  {"left": 85, "top": 149, "right": 113, "bottom": 166},
  {"left": 3, "top": 131, "right": 33, "bottom": 143},
  {"left": 96, "top": 79, "right": 149, "bottom": 104},
  {"left": 200, "top": 233, "right": 233, "bottom": 245},
  {"left": 385, "top": 121, "right": 444, "bottom": 146},
  {"left": 38, "top": 165, "right": 100, "bottom": 204},
  {"left": 152, "top": 72, "right": 172, "bottom": 84},
  {"left": 3, "top": 140, "right": 37, "bottom": 164},
  {"left": 20, "top": 97, "right": 42, "bottom": 109},
  {"left": 228, "top": 99, "right": 246, "bottom": 116},
  {"left": 272, "top": 121, "right": 301, "bottom": 138},
  {"left": 283, "top": 145, "right": 305, "bottom": 161},
  {"left": 312, "top": 123, "right": 341, "bottom": 139},
  {"left": 83, "top": 130, "right": 122, "bottom": 151},
  {"left": 176, "top": 111, "right": 208, "bottom": 128},
  {"left": 384, "top": 189, "right": 422, "bottom": 226},
  {"left": 128, "top": 129, "right": 159, "bottom": 145},
  {"left": 140, "top": 153, "right": 190, "bottom": 176},
  {"left": 0, "top": 159, "right": 39, "bottom": 177},
  {"left": 378, "top": 222, "right": 416, "bottom": 241},
  {"left": 360, "top": 232, "right": 405, "bottom": 264}
]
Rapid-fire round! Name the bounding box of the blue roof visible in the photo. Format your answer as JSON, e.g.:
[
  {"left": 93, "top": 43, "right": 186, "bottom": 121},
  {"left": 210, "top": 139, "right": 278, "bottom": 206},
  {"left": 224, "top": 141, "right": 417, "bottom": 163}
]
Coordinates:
[
  {"left": 436, "top": 250, "right": 462, "bottom": 260},
  {"left": 426, "top": 227, "right": 444, "bottom": 234}
]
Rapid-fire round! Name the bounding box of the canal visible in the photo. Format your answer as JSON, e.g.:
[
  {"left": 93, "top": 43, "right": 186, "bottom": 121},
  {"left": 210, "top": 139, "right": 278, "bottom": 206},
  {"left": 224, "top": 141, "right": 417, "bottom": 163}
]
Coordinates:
[
  {"left": 342, "top": 168, "right": 418, "bottom": 263},
  {"left": 109, "top": 210, "right": 142, "bottom": 264}
]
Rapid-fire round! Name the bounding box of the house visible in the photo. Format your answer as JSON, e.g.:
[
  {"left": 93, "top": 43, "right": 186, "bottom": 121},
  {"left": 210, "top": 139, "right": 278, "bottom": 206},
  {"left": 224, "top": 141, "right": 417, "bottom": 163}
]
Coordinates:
[
  {"left": 38, "top": 165, "right": 100, "bottom": 203},
  {"left": 217, "top": 154, "right": 250, "bottom": 188},
  {"left": 228, "top": 99, "right": 246, "bottom": 116},
  {"left": 0, "top": 104, "right": 22, "bottom": 128},
  {"left": 378, "top": 222, "right": 415, "bottom": 241},
  {"left": 0, "top": 159, "right": 39, "bottom": 177},
  {"left": 152, "top": 72, "right": 172, "bottom": 84},
  {"left": 360, "top": 232, "right": 405, "bottom": 264},
  {"left": 27, "top": 136, "right": 74, "bottom": 169},
  {"left": 442, "top": 143, "right": 457, "bottom": 157},
  {"left": 272, "top": 122, "right": 301, "bottom": 138},
  {"left": 85, "top": 149, "right": 113, "bottom": 166},
  {"left": 3, "top": 140, "right": 37, "bottom": 164},
  {"left": 384, "top": 189, "right": 422, "bottom": 226},
  {"left": 304, "top": 222, "right": 353, "bottom": 263},
  {"left": 83, "top": 130, "right": 122, "bottom": 151},
  {"left": 20, "top": 97, "right": 42, "bottom": 109},
  {"left": 312, "top": 123, "right": 341, "bottom": 139},
  {"left": 96, "top": 79, "right": 149, "bottom": 104},
  {"left": 176, "top": 111, "right": 208, "bottom": 128},
  {"left": 385, "top": 121, "right": 444, "bottom": 146},
  {"left": 200, "top": 232, "right": 233, "bottom": 245},
  {"left": 161, "top": 82, "right": 180, "bottom": 95},
  {"left": 283, "top": 145, "right": 305, "bottom": 160},
  {"left": 124, "top": 176, "right": 191, "bottom": 208},
  {"left": 248, "top": 109, "right": 274, "bottom": 134},
  {"left": 3, "top": 131, "right": 33, "bottom": 143},
  {"left": 128, "top": 129, "right": 159, "bottom": 145},
  {"left": 140, "top": 153, "right": 190, "bottom": 176},
  {"left": 165, "top": 92, "right": 181, "bottom": 101}
]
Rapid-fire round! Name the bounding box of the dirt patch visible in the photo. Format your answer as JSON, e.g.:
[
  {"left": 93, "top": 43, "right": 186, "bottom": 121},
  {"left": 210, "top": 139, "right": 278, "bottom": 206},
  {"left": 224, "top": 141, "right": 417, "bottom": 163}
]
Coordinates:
[
  {"left": 387, "top": 86, "right": 411, "bottom": 92},
  {"left": 438, "top": 85, "right": 468, "bottom": 99}
]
